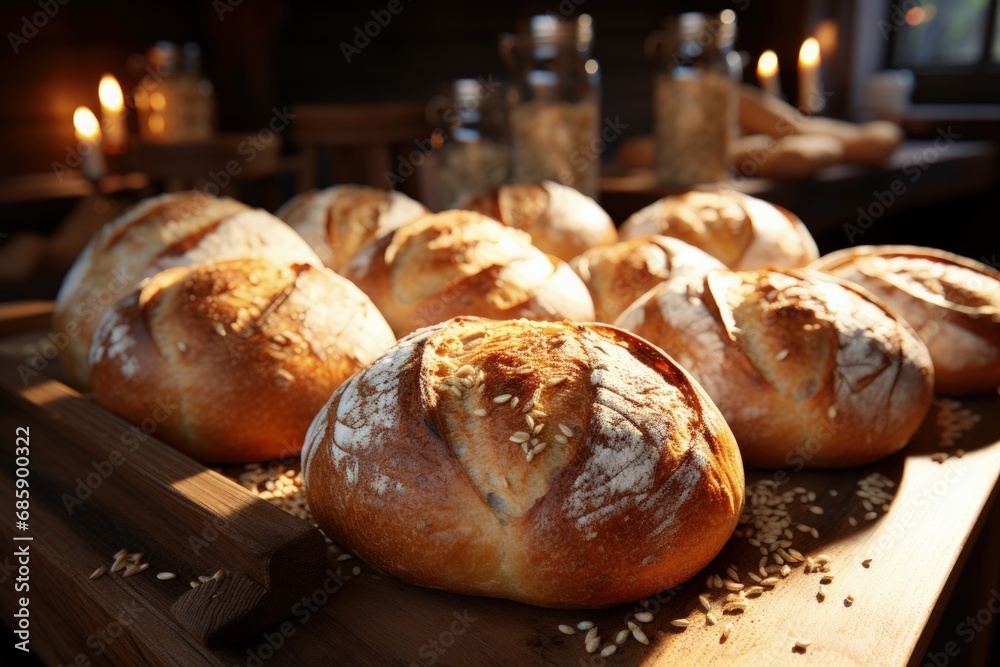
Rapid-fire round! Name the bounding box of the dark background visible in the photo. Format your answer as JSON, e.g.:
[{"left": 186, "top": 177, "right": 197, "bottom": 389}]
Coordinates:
[{"left": 0, "top": 2, "right": 998, "bottom": 664}]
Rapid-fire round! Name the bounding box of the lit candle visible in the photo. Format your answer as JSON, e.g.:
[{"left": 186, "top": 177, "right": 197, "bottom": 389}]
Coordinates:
[
  {"left": 798, "top": 37, "right": 823, "bottom": 114},
  {"left": 756, "top": 50, "right": 782, "bottom": 99},
  {"left": 73, "top": 106, "right": 106, "bottom": 182},
  {"left": 98, "top": 74, "right": 127, "bottom": 155}
]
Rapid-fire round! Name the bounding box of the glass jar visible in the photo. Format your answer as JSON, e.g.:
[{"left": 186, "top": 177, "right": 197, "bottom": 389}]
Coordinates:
[
  {"left": 423, "top": 78, "right": 509, "bottom": 210},
  {"left": 647, "top": 11, "right": 740, "bottom": 187},
  {"left": 134, "top": 42, "right": 216, "bottom": 144},
  {"left": 500, "top": 15, "right": 601, "bottom": 197}
]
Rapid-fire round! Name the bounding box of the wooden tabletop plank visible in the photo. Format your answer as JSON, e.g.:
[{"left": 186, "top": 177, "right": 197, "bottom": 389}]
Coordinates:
[{"left": 1, "top": 302, "right": 997, "bottom": 666}]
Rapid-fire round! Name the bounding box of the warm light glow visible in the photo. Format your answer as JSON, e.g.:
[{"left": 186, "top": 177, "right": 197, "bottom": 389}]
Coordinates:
[
  {"left": 73, "top": 106, "right": 101, "bottom": 141},
  {"left": 98, "top": 74, "right": 124, "bottom": 111},
  {"left": 149, "top": 92, "right": 166, "bottom": 111},
  {"left": 585, "top": 59, "right": 598, "bottom": 75},
  {"left": 815, "top": 20, "right": 838, "bottom": 56},
  {"left": 905, "top": 6, "right": 926, "bottom": 26},
  {"left": 148, "top": 113, "right": 165, "bottom": 133},
  {"left": 757, "top": 50, "right": 779, "bottom": 78},
  {"left": 720, "top": 9, "right": 735, "bottom": 24},
  {"left": 799, "top": 38, "right": 820, "bottom": 67}
]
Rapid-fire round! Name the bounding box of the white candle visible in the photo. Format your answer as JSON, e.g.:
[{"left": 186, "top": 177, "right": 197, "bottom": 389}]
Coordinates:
[
  {"left": 756, "top": 50, "right": 782, "bottom": 99},
  {"left": 798, "top": 38, "right": 823, "bottom": 114},
  {"left": 73, "top": 106, "right": 106, "bottom": 182},
  {"left": 98, "top": 74, "right": 127, "bottom": 155}
]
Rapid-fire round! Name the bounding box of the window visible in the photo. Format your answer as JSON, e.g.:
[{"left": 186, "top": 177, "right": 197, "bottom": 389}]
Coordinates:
[{"left": 887, "top": 0, "right": 1000, "bottom": 103}]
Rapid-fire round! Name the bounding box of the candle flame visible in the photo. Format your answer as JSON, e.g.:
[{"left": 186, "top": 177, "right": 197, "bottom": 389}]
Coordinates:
[
  {"left": 73, "top": 106, "right": 101, "bottom": 141},
  {"left": 98, "top": 74, "right": 124, "bottom": 111},
  {"left": 799, "top": 38, "right": 820, "bottom": 67},
  {"left": 757, "top": 50, "right": 779, "bottom": 77}
]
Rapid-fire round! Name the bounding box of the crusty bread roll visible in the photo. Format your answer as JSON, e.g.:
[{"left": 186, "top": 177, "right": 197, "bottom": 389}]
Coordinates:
[
  {"left": 738, "top": 84, "right": 904, "bottom": 165},
  {"left": 89, "top": 258, "right": 395, "bottom": 463},
  {"left": 615, "top": 268, "right": 934, "bottom": 468},
  {"left": 54, "top": 192, "right": 321, "bottom": 388},
  {"left": 619, "top": 190, "right": 819, "bottom": 270},
  {"left": 460, "top": 180, "right": 617, "bottom": 261},
  {"left": 812, "top": 246, "right": 1000, "bottom": 396},
  {"left": 276, "top": 185, "right": 427, "bottom": 272},
  {"left": 570, "top": 236, "right": 725, "bottom": 323},
  {"left": 733, "top": 133, "right": 845, "bottom": 179},
  {"left": 302, "top": 317, "right": 744, "bottom": 608},
  {"left": 342, "top": 210, "right": 595, "bottom": 336}
]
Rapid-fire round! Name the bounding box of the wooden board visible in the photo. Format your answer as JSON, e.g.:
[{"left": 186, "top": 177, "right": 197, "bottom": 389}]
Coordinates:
[{"left": 2, "top": 303, "right": 999, "bottom": 666}]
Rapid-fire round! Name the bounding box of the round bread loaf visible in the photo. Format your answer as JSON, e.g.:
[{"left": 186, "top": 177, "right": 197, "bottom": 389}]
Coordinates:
[
  {"left": 570, "top": 236, "right": 725, "bottom": 323},
  {"left": 89, "top": 258, "right": 395, "bottom": 463},
  {"left": 54, "top": 192, "right": 321, "bottom": 388},
  {"left": 342, "top": 210, "right": 595, "bottom": 336},
  {"left": 302, "top": 317, "right": 744, "bottom": 608},
  {"left": 461, "top": 180, "right": 617, "bottom": 261},
  {"left": 619, "top": 190, "right": 818, "bottom": 270},
  {"left": 812, "top": 245, "right": 1000, "bottom": 395},
  {"left": 615, "top": 268, "right": 934, "bottom": 468},
  {"left": 276, "top": 185, "right": 427, "bottom": 272}
]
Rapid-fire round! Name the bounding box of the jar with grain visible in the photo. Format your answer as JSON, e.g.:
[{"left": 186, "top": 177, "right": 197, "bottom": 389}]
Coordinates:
[
  {"left": 423, "top": 78, "right": 509, "bottom": 211},
  {"left": 500, "top": 15, "right": 601, "bottom": 197},
  {"left": 647, "top": 11, "right": 740, "bottom": 187}
]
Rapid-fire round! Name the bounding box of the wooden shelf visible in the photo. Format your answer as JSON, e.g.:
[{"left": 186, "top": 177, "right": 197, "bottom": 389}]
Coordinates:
[{"left": 599, "top": 140, "right": 998, "bottom": 235}]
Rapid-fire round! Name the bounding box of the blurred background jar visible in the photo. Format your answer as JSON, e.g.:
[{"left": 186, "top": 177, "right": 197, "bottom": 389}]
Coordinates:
[
  {"left": 422, "top": 78, "right": 509, "bottom": 211},
  {"left": 647, "top": 11, "right": 740, "bottom": 187},
  {"left": 134, "top": 41, "right": 216, "bottom": 144},
  {"left": 500, "top": 14, "right": 601, "bottom": 197}
]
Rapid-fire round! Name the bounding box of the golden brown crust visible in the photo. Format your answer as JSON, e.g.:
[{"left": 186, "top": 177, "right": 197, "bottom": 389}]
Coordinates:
[
  {"left": 570, "top": 236, "right": 726, "bottom": 323},
  {"left": 302, "top": 317, "right": 744, "bottom": 608},
  {"left": 342, "top": 210, "right": 595, "bottom": 336},
  {"left": 277, "top": 185, "right": 427, "bottom": 272},
  {"left": 619, "top": 190, "right": 819, "bottom": 270},
  {"left": 54, "top": 192, "right": 321, "bottom": 389},
  {"left": 812, "top": 245, "right": 1000, "bottom": 395},
  {"left": 615, "top": 268, "right": 934, "bottom": 468},
  {"left": 88, "top": 258, "right": 396, "bottom": 463},
  {"left": 461, "top": 181, "right": 617, "bottom": 261}
]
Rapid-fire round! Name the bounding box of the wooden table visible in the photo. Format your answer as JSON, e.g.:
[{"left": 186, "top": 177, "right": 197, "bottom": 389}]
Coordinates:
[{"left": 1, "top": 301, "right": 998, "bottom": 666}]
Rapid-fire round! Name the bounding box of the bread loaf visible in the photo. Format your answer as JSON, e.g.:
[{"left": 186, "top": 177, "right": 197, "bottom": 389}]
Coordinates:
[
  {"left": 615, "top": 268, "right": 934, "bottom": 467},
  {"left": 812, "top": 245, "right": 1000, "bottom": 395},
  {"left": 732, "top": 134, "right": 845, "bottom": 179},
  {"left": 89, "top": 258, "right": 395, "bottom": 463},
  {"left": 302, "top": 317, "right": 744, "bottom": 608},
  {"left": 570, "top": 236, "right": 725, "bottom": 323},
  {"left": 342, "top": 210, "right": 595, "bottom": 336},
  {"left": 619, "top": 190, "right": 819, "bottom": 270},
  {"left": 461, "top": 180, "right": 617, "bottom": 261},
  {"left": 54, "top": 192, "right": 321, "bottom": 388},
  {"left": 738, "top": 84, "right": 904, "bottom": 165},
  {"left": 276, "top": 185, "right": 427, "bottom": 272}
]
